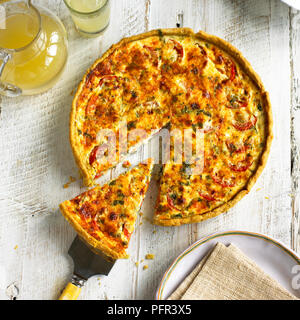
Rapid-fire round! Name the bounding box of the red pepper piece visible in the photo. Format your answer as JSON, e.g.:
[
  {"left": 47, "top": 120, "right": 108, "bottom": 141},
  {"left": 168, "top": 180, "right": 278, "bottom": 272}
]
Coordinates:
[
  {"left": 89, "top": 144, "right": 109, "bottom": 165},
  {"left": 94, "top": 173, "right": 102, "bottom": 179},
  {"left": 123, "top": 227, "right": 132, "bottom": 240},
  {"left": 230, "top": 62, "right": 236, "bottom": 81},
  {"left": 91, "top": 220, "right": 100, "bottom": 232},
  {"left": 89, "top": 146, "right": 99, "bottom": 165}
]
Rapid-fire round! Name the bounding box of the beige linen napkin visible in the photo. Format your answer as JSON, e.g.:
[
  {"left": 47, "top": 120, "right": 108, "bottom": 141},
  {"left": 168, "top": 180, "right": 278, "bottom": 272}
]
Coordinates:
[{"left": 168, "top": 242, "right": 298, "bottom": 300}]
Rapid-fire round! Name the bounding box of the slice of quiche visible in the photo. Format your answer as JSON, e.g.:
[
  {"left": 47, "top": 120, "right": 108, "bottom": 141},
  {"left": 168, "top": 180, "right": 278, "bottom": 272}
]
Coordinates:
[{"left": 59, "top": 159, "right": 153, "bottom": 259}]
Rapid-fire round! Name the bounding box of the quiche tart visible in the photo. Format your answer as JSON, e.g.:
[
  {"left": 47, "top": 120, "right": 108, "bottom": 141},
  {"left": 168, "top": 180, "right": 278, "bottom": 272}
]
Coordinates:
[
  {"left": 59, "top": 159, "right": 153, "bottom": 259},
  {"left": 70, "top": 28, "right": 272, "bottom": 226}
]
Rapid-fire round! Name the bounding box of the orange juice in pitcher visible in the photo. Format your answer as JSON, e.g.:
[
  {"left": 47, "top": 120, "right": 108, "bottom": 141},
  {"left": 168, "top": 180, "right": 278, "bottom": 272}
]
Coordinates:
[{"left": 0, "top": 1, "right": 68, "bottom": 96}]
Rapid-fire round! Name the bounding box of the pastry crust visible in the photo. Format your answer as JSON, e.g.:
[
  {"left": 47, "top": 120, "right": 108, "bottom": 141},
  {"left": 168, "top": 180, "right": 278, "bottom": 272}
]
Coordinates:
[{"left": 70, "top": 28, "right": 273, "bottom": 226}]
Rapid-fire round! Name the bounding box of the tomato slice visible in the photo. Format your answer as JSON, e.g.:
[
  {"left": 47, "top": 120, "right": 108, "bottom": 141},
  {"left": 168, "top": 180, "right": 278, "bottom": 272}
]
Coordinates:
[
  {"left": 98, "top": 75, "right": 118, "bottom": 87},
  {"left": 85, "top": 62, "right": 112, "bottom": 86},
  {"left": 203, "top": 119, "right": 223, "bottom": 134},
  {"left": 89, "top": 144, "right": 108, "bottom": 165},
  {"left": 226, "top": 100, "right": 248, "bottom": 109},
  {"left": 94, "top": 61, "right": 112, "bottom": 77},
  {"left": 199, "top": 192, "right": 216, "bottom": 202},
  {"left": 169, "top": 39, "right": 183, "bottom": 60},
  {"left": 86, "top": 95, "right": 98, "bottom": 115},
  {"left": 226, "top": 140, "right": 248, "bottom": 154},
  {"left": 143, "top": 45, "right": 159, "bottom": 65},
  {"left": 228, "top": 160, "right": 253, "bottom": 172},
  {"left": 196, "top": 43, "right": 207, "bottom": 57},
  {"left": 212, "top": 172, "right": 236, "bottom": 188},
  {"left": 143, "top": 45, "right": 155, "bottom": 52},
  {"left": 233, "top": 114, "right": 257, "bottom": 131}
]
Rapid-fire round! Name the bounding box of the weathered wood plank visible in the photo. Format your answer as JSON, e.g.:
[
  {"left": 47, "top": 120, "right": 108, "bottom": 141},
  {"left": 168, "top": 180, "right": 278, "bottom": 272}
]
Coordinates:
[{"left": 78, "top": 0, "right": 150, "bottom": 300}]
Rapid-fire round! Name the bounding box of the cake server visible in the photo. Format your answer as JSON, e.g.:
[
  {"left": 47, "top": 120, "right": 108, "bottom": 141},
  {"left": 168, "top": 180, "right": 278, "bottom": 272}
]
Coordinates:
[{"left": 58, "top": 236, "right": 116, "bottom": 300}]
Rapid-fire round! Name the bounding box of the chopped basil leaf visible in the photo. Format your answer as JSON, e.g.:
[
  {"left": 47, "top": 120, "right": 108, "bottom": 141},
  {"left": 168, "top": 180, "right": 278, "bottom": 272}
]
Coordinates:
[
  {"left": 113, "top": 200, "right": 124, "bottom": 206},
  {"left": 257, "top": 102, "right": 263, "bottom": 111},
  {"left": 171, "top": 214, "right": 182, "bottom": 218},
  {"left": 127, "top": 121, "right": 136, "bottom": 130}
]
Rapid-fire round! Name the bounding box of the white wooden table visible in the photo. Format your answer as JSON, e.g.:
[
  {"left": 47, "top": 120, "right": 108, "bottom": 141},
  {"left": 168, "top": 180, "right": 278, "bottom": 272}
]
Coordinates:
[{"left": 0, "top": 0, "right": 300, "bottom": 300}]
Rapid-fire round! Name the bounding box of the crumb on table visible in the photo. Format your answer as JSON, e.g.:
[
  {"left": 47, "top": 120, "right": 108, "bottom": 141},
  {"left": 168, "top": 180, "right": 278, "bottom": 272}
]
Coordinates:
[
  {"left": 63, "top": 176, "right": 76, "bottom": 189},
  {"left": 152, "top": 172, "right": 161, "bottom": 182},
  {"left": 145, "top": 254, "right": 155, "bottom": 260},
  {"left": 122, "top": 161, "right": 131, "bottom": 168}
]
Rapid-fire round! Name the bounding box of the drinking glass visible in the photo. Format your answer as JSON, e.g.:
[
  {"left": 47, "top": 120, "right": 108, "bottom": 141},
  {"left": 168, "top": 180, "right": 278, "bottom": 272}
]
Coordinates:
[{"left": 63, "top": 0, "right": 110, "bottom": 38}]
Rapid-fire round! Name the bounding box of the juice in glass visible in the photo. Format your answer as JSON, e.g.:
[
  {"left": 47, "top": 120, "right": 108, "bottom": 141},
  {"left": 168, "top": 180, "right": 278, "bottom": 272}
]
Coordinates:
[{"left": 64, "top": 0, "right": 110, "bottom": 37}]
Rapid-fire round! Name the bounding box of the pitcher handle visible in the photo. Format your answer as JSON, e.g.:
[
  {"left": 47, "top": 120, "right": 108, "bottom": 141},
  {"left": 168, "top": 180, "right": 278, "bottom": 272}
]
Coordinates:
[{"left": 0, "top": 51, "right": 22, "bottom": 97}]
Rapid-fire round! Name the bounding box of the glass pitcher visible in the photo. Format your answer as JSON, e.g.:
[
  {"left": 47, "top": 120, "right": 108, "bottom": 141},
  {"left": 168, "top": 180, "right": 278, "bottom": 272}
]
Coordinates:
[{"left": 0, "top": 0, "right": 68, "bottom": 96}]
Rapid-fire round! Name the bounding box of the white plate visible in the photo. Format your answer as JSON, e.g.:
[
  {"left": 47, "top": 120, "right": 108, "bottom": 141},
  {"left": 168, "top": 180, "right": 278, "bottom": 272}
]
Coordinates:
[
  {"left": 156, "top": 230, "right": 300, "bottom": 299},
  {"left": 281, "top": 0, "right": 300, "bottom": 10}
]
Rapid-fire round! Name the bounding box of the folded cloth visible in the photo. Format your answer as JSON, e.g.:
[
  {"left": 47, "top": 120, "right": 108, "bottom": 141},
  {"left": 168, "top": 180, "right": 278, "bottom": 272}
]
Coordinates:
[{"left": 168, "top": 242, "right": 298, "bottom": 300}]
